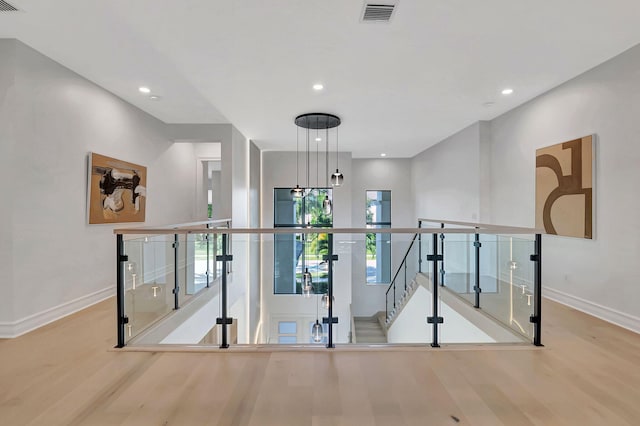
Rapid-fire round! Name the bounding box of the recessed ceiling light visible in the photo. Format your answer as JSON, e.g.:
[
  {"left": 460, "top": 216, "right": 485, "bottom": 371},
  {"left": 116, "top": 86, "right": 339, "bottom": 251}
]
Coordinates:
[
  {"left": 501, "top": 88, "right": 514, "bottom": 95},
  {"left": 313, "top": 83, "right": 324, "bottom": 91},
  {"left": 139, "top": 86, "right": 151, "bottom": 94},
  {"left": 149, "top": 95, "right": 161, "bottom": 101},
  {"left": 380, "top": 153, "right": 387, "bottom": 157},
  {"left": 315, "top": 137, "right": 322, "bottom": 142}
]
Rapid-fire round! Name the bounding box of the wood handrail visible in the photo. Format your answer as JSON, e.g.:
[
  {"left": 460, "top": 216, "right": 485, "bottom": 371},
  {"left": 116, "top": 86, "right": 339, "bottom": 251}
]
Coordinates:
[
  {"left": 418, "top": 218, "right": 542, "bottom": 234},
  {"left": 114, "top": 226, "right": 540, "bottom": 235}
]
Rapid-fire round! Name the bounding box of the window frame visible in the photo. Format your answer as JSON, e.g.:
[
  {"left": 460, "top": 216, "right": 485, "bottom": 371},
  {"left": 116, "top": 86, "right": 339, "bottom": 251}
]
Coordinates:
[{"left": 273, "top": 188, "right": 333, "bottom": 295}]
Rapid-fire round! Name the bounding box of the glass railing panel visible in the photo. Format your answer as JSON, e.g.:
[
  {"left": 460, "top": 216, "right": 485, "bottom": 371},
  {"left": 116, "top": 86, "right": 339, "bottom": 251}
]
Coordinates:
[
  {"left": 500, "top": 234, "right": 536, "bottom": 340},
  {"left": 183, "top": 233, "right": 209, "bottom": 301},
  {"left": 123, "top": 235, "right": 175, "bottom": 344},
  {"left": 419, "top": 232, "right": 434, "bottom": 281},
  {"left": 442, "top": 234, "right": 474, "bottom": 304},
  {"left": 257, "top": 232, "right": 347, "bottom": 345},
  {"left": 469, "top": 234, "right": 535, "bottom": 342}
]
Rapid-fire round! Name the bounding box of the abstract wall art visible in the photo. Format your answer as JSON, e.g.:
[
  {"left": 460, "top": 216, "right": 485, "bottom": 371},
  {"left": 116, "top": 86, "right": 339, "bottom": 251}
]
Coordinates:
[
  {"left": 88, "top": 153, "right": 147, "bottom": 224},
  {"left": 535, "top": 135, "right": 594, "bottom": 239}
]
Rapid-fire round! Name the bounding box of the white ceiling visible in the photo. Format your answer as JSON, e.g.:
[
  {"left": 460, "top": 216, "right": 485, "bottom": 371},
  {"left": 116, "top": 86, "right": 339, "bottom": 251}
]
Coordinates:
[{"left": 2, "top": 0, "right": 640, "bottom": 157}]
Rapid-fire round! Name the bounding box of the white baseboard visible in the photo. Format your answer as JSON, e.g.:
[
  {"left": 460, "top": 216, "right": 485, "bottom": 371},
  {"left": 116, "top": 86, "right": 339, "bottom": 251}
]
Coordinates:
[
  {"left": 544, "top": 287, "right": 640, "bottom": 334},
  {"left": 0, "top": 287, "right": 114, "bottom": 338}
]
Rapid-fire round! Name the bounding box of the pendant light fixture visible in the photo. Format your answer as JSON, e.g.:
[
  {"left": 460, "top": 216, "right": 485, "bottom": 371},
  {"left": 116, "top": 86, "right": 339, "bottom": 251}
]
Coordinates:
[
  {"left": 291, "top": 124, "right": 304, "bottom": 198},
  {"left": 301, "top": 234, "right": 313, "bottom": 297},
  {"left": 294, "top": 112, "right": 341, "bottom": 195},
  {"left": 331, "top": 125, "right": 344, "bottom": 187},
  {"left": 312, "top": 292, "right": 323, "bottom": 342},
  {"left": 321, "top": 293, "right": 335, "bottom": 309},
  {"left": 302, "top": 268, "right": 313, "bottom": 298},
  {"left": 311, "top": 319, "right": 323, "bottom": 342}
]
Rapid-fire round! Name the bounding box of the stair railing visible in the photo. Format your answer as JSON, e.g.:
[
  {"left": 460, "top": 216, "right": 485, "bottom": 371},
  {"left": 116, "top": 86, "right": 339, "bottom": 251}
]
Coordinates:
[{"left": 385, "top": 233, "right": 419, "bottom": 322}]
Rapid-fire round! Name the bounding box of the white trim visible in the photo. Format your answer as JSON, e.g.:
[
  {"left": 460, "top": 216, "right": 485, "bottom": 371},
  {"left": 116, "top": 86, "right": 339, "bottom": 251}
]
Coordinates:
[
  {"left": 0, "top": 287, "right": 114, "bottom": 338},
  {"left": 544, "top": 287, "right": 640, "bottom": 334}
]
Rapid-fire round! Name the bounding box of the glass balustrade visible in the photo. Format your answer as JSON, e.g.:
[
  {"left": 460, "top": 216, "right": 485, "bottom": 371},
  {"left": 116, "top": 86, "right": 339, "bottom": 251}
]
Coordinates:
[{"left": 115, "top": 220, "right": 542, "bottom": 348}]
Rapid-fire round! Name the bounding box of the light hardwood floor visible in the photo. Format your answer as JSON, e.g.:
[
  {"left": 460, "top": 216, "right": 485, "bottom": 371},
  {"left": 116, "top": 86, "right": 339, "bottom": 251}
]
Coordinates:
[{"left": 1, "top": 298, "right": 640, "bottom": 425}]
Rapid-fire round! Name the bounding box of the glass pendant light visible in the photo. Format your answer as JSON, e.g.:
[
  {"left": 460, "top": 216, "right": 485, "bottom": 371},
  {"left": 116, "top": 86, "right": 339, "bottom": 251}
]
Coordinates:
[
  {"left": 312, "top": 292, "right": 323, "bottom": 343},
  {"left": 322, "top": 196, "right": 332, "bottom": 215},
  {"left": 302, "top": 272, "right": 313, "bottom": 298},
  {"left": 302, "top": 280, "right": 313, "bottom": 298},
  {"left": 321, "top": 293, "right": 335, "bottom": 309},
  {"left": 331, "top": 125, "right": 344, "bottom": 186},
  {"left": 331, "top": 171, "right": 343, "bottom": 187},
  {"left": 303, "top": 268, "right": 313, "bottom": 287},
  {"left": 292, "top": 185, "right": 303, "bottom": 198},
  {"left": 311, "top": 319, "right": 323, "bottom": 343}
]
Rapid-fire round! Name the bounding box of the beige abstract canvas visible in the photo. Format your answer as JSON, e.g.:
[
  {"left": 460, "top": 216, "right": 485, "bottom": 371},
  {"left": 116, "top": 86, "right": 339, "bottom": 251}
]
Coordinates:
[
  {"left": 88, "top": 153, "right": 147, "bottom": 224},
  {"left": 535, "top": 136, "right": 593, "bottom": 239}
]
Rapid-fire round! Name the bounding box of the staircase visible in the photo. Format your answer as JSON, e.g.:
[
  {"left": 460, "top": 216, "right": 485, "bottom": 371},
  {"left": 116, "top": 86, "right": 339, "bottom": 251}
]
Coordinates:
[
  {"left": 353, "top": 313, "right": 387, "bottom": 344},
  {"left": 385, "top": 277, "right": 419, "bottom": 327}
]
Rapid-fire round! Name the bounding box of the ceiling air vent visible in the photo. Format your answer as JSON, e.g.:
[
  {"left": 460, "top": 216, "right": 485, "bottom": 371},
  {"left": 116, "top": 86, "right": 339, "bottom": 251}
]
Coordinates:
[
  {"left": 362, "top": 3, "right": 395, "bottom": 22},
  {"left": 0, "top": 0, "right": 19, "bottom": 12}
]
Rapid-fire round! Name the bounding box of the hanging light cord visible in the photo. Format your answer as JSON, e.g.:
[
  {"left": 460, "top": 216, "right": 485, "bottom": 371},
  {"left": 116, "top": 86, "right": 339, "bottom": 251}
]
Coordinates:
[
  {"left": 326, "top": 127, "right": 329, "bottom": 188},
  {"left": 296, "top": 125, "right": 299, "bottom": 186},
  {"left": 306, "top": 127, "right": 310, "bottom": 188}
]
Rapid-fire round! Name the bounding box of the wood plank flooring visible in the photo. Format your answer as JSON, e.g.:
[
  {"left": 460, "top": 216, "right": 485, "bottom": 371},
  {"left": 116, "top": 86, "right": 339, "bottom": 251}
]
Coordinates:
[{"left": 1, "top": 297, "right": 640, "bottom": 425}]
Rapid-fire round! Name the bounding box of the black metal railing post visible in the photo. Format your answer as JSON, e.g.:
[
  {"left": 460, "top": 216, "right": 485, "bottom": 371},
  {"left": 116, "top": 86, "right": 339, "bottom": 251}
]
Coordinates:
[
  {"left": 205, "top": 224, "right": 210, "bottom": 288},
  {"left": 404, "top": 261, "right": 407, "bottom": 291},
  {"left": 530, "top": 233, "right": 543, "bottom": 346},
  {"left": 385, "top": 294, "right": 388, "bottom": 321},
  {"left": 216, "top": 233, "right": 233, "bottom": 349},
  {"left": 213, "top": 232, "right": 219, "bottom": 280},
  {"left": 393, "top": 282, "right": 396, "bottom": 309},
  {"left": 427, "top": 233, "right": 444, "bottom": 347},
  {"left": 440, "top": 223, "right": 445, "bottom": 286},
  {"left": 116, "top": 234, "right": 128, "bottom": 348},
  {"left": 323, "top": 234, "right": 339, "bottom": 349},
  {"left": 172, "top": 234, "right": 180, "bottom": 310},
  {"left": 474, "top": 230, "right": 481, "bottom": 309},
  {"left": 418, "top": 221, "right": 422, "bottom": 273},
  {"left": 227, "top": 226, "right": 233, "bottom": 273}
]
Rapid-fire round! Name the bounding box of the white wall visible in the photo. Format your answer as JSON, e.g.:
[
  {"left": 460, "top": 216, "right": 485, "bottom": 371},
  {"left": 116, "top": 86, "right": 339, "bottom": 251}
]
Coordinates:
[
  {"left": 387, "top": 285, "right": 494, "bottom": 344},
  {"left": 408, "top": 44, "right": 640, "bottom": 332},
  {"left": 411, "top": 122, "right": 485, "bottom": 222},
  {"left": 231, "top": 127, "right": 249, "bottom": 228},
  {"left": 490, "top": 44, "right": 640, "bottom": 331},
  {"left": 0, "top": 40, "right": 204, "bottom": 337},
  {"left": 248, "top": 142, "right": 261, "bottom": 342},
  {"left": 166, "top": 123, "right": 233, "bottom": 220},
  {"left": 192, "top": 143, "right": 221, "bottom": 220},
  {"left": 350, "top": 158, "right": 414, "bottom": 317},
  {"left": 0, "top": 40, "right": 16, "bottom": 324}
]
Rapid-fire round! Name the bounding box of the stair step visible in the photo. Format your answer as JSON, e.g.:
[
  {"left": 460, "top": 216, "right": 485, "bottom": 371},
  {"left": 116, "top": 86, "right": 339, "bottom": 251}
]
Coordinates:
[{"left": 353, "top": 316, "right": 386, "bottom": 344}]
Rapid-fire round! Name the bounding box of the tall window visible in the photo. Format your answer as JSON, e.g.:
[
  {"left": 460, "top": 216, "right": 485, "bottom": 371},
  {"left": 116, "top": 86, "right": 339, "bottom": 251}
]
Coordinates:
[
  {"left": 366, "top": 190, "right": 391, "bottom": 284},
  {"left": 274, "top": 188, "right": 332, "bottom": 294}
]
